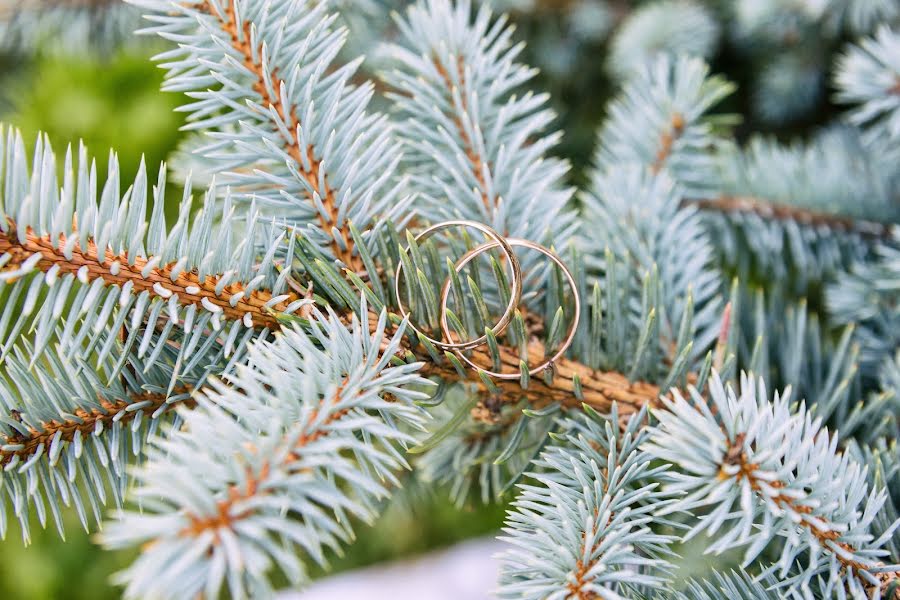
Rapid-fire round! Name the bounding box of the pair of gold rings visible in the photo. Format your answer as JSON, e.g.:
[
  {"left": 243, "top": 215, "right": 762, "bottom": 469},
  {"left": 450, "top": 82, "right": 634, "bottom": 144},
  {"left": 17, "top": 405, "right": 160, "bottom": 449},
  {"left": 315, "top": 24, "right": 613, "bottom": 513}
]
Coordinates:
[{"left": 393, "top": 220, "right": 581, "bottom": 380}]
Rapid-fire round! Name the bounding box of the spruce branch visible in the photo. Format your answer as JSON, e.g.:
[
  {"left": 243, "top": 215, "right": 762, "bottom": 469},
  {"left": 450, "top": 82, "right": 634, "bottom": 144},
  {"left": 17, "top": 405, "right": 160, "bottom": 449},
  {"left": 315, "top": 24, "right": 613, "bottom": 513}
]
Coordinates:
[
  {"left": 835, "top": 25, "right": 900, "bottom": 152},
  {"left": 382, "top": 0, "right": 577, "bottom": 255},
  {"left": 715, "top": 127, "right": 898, "bottom": 225},
  {"left": 0, "top": 331, "right": 204, "bottom": 542},
  {"left": 0, "top": 224, "right": 297, "bottom": 329},
  {"left": 0, "top": 125, "right": 684, "bottom": 530},
  {"left": 821, "top": 0, "right": 900, "bottom": 35},
  {"left": 0, "top": 0, "right": 140, "bottom": 52},
  {"left": 583, "top": 163, "right": 723, "bottom": 367},
  {"left": 0, "top": 127, "right": 312, "bottom": 540},
  {"left": 497, "top": 404, "right": 676, "bottom": 599},
  {"left": 645, "top": 372, "right": 900, "bottom": 599},
  {"left": 597, "top": 54, "right": 896, "bottom": 289},
  {"left": 0, "top": 387, "right": 192, "bottom": 469},
  {"left": 705, "top": 126, "right": 897, "bottom": 289},
  {"left": 0, "top": 127, "right": 305, "bottom": 362},
  {"left": 674, "top": 570, "right": 782, "bottom": 600},
  {"left": 606, "top": 0, "right": 719, "bottom": 80},
  {"left": 828, "top": 234, "right": 900, "bottom": 375},
  {"left": 736, "top": 290, "right": 900, "bottom": 444},
  {"left": 192, "top": 0, "right": 355, "bottom": 265},
  {"left": 594, "top": 54, "right": 735, "bottom": 199},
  {"left": 691, "top": 196, "right": 895, "bottom": 240},
  {"left": 101, "top": 305, "right": 432, "bottom": 599},
  {"left": 136, "top": 0, "right": 412, "bottom": 271}
]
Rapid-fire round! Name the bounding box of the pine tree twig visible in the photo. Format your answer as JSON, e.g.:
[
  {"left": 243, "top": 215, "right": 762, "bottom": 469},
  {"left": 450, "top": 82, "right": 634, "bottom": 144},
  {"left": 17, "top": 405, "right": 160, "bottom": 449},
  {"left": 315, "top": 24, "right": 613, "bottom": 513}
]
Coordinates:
[
  {"left": 431, "top": 56, "right": 496, "bottom": 217},
  {"left": 180, "top": 387, "right": 348, "bottom": 539},
  {"left": 102, "top": 311, "right": 428, "bottom": 598},
  {"left": 691, "top": 195, "right": 894, "bottom": 239},
  {"left": 0, "top": 387, "right": 193, "bottom": 468},
  {"left": 721, "top": 433, "right": 900, "bottom": 598},
  {"left": 651, "top": 111, "right": 685, "bottom": 173},
  {"left": 192, "top": 0, "right": 361, "bottom": 270},
  {"left": 648, "top": 374, "right": 900, "bottom": 598},
  {"left": 498, "top": 406, "right": 675, "bottom": 598},
  {"left": 0, "top": 223, "right": 299, "bottom": 328}
]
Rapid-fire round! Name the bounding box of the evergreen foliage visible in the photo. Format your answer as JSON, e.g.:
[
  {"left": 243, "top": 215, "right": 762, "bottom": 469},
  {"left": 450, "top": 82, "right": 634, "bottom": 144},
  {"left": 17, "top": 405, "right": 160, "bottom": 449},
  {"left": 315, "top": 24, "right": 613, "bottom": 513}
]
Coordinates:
[
  {"left": 646, "top": 373, "right": 898, "bottom": 598},
  {"left": 498, "top": 405, "right": 676, "bottom": 599},
  {"left": 0, "top": 1, "right": 898, "bottom": 599},
  {"left": 606, "top": 0, "right": 719, "bottom": 80},
  {"left": 0, "top": 0, "right": 141, "bottom": 53},
  {"left": 102, "top": 306, "right": 431, "bottom": 599}
]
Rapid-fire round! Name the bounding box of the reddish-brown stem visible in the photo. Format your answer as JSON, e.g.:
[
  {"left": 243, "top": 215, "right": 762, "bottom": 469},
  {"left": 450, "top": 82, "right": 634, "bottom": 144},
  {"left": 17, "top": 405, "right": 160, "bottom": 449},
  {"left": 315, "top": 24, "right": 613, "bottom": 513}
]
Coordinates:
[
  {"left": 1, "top": 388, "right": 193, "bottom": 468},
  {"left": 202, "top": 0, "right": 361, "bottom": 270},
  {"left": 0, "top": 225, "right": 298, "bottom": 329},
  {"left": 691, "top": 196, "right": 893, "bottom": 240},
  {"left": 651, "top": 112, "right": 685, "bottom": 174},
  {"left": 368, "top": 313, "right": 665, "bottom": 415}
]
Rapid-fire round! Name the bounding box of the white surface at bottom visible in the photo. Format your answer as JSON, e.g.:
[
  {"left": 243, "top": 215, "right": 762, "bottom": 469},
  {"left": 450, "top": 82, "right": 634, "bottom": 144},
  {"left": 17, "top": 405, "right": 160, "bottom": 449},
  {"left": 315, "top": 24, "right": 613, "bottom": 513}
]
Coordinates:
[{"left": 286, "top": 537, "right": 504, "bottom": 600}]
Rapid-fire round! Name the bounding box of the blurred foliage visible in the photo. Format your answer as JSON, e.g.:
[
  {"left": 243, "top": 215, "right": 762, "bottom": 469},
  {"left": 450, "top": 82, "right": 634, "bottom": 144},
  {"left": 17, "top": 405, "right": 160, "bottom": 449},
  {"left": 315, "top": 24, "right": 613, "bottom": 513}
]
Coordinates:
[
  {"left": 309, "top": 478, "right": 511, "bottom": 578},
  {"left": 0, "top": 479, "right": 509, "bottom": 599},
  {"left": 0, "top": 47, "right": 184, "bottom": 186},
  {"left": 0, "top": 511, "right": 137, "bottom": 599}
]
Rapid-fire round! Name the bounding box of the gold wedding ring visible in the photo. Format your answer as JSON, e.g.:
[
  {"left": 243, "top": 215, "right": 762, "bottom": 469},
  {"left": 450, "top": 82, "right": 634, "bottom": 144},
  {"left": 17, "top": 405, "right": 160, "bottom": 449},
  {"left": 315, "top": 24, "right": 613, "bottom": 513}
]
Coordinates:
[
  {"left": 394, "top": 220, "right": 580, "bottom": 379},
  {"left": 440, "top": 238, "right": 580, "bottom": 379},
  {"left": 394, "top": 220, "right": 522, "bottom": 351}
]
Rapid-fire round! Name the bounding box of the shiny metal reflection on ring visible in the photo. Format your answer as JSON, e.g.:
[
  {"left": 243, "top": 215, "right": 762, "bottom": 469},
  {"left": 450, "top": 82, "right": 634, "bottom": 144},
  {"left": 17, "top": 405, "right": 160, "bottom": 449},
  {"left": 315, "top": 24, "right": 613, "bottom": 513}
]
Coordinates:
[{"left": 394, "top": 220, "right": 580, "bottom": 379}]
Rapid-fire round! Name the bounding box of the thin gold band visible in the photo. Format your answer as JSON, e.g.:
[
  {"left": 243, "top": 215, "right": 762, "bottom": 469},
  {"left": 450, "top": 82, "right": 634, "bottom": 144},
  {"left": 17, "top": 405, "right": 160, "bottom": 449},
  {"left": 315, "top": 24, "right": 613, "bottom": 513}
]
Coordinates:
[
  {"left": 394, "top": 220, "right": 523, "bottom": 352},
  {"left": 439, "top": 238, "right": 581, "bottom": 379}
]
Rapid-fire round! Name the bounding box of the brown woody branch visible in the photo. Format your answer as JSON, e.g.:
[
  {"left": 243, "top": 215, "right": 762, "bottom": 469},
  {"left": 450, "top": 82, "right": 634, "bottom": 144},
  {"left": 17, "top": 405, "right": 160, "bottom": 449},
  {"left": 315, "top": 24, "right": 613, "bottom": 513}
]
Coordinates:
[
  {"left": 367, "top": 313, "right": 664, "bottom": 415},
  {"left": 722, "top": 434, "right": 900, "bottom": 598},
  {"left": 0, "top": 387, "right": 193, "bottom": 468},
  {"left": 0, "top": 225, "right": 299, "bottom": 329},
  {"left": 691, "top": 196, "right": 894, "bottom": 240},
  {"left": 200, "top": 0, "right": 362, "bottom": 270}
]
